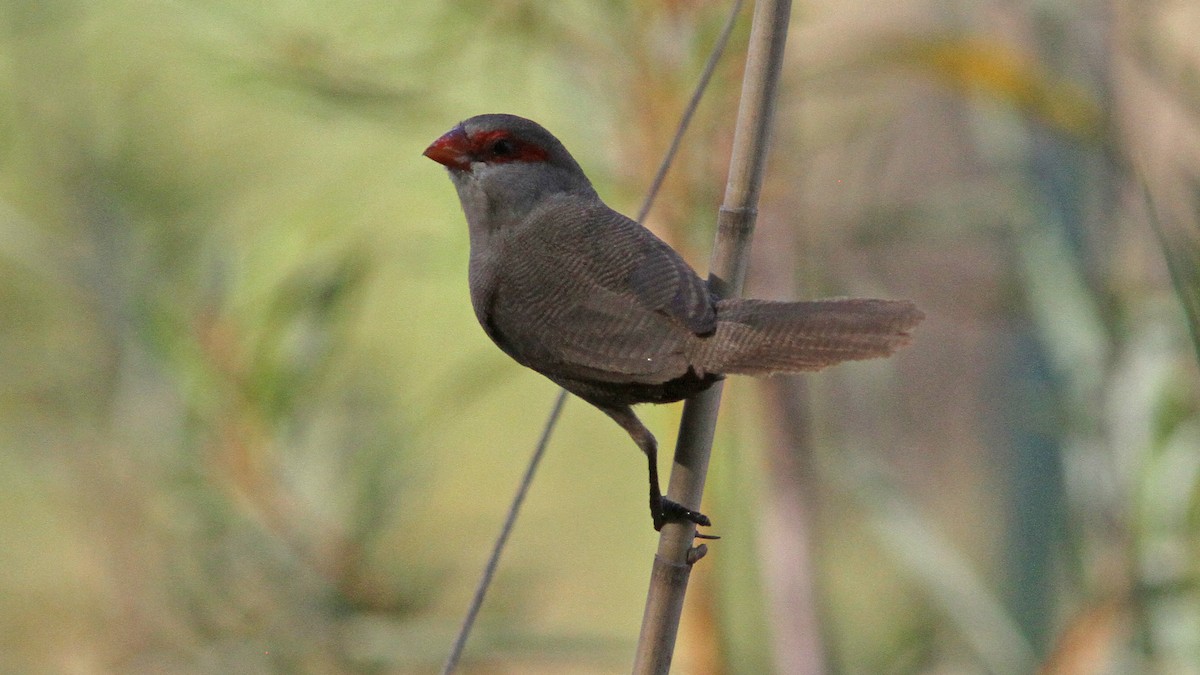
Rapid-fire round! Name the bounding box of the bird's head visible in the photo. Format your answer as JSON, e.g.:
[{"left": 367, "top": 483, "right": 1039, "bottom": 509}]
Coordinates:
[{"left": 424, "top": 114, "right": 597, "bottom": 225}]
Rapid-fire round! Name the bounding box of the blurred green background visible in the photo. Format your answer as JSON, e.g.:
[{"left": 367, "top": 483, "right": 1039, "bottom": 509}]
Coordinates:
[{"left": 2, "top": 1, "right": 1199, "bottom": 673}]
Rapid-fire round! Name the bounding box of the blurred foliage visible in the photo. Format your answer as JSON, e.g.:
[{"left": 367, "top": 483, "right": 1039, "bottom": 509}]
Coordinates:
[{"left": 1, "top": 0, "right": 1199, "bottom": 674}]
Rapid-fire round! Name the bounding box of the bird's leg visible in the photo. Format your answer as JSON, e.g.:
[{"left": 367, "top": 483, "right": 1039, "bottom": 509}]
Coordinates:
[{"left": 600, "top": 405, "right": 711, "bottom": 531}]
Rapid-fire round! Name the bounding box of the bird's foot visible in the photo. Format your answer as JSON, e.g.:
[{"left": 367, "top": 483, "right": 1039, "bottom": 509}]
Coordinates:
[{"left": 654, "top": 497, "right": 718, "bottom": 539}]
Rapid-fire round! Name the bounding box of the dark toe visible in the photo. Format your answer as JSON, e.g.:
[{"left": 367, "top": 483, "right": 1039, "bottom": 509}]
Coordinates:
[{"left": 658, "top": 498, "right": 711, "bottom": 529}]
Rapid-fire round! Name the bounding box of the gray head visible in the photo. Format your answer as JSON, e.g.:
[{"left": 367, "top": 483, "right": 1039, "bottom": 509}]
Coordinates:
[{"left": 423, "top": 114, "right": 598, "bottom": 227}]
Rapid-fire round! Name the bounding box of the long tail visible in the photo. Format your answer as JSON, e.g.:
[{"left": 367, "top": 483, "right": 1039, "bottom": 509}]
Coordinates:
[{"left": 693, "top": 298, "right": 924, "bottom": 376}]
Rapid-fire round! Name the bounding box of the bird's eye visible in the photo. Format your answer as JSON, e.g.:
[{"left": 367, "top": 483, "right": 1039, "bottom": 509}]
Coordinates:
[{"left": 490, "top": 138, "right": 516, "bottom": 156}]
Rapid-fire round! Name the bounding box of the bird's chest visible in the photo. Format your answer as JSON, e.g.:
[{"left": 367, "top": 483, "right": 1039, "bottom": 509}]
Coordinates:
[
  {"left": 467, "top": 243, "right": 537, "bottom": 353},
  {"left": 466, "top": 236, "right": 585, "bottom": 363},
  {"left": 467, "top": 248, "right": 502, "bottom": 335}
]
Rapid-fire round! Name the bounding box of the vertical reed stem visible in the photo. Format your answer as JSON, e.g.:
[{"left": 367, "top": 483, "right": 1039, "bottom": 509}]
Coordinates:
[{"left": 632, "top": 0, "right": 792, "bottom": 672}]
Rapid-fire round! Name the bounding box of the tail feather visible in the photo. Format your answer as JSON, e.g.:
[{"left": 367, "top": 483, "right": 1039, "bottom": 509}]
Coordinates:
[{"left": 693, "top": 298, "right": 924, "bottom": 375}]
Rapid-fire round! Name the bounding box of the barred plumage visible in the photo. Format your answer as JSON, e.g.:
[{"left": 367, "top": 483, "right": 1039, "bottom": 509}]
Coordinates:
[{"left": 425, "top": 113, "right": 924, "bottom": 533}]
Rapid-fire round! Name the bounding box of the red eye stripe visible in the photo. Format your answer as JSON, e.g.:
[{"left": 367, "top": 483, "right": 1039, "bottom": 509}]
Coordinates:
[{"left": 471, "top": 130, "right": 549, "bottom": 163}]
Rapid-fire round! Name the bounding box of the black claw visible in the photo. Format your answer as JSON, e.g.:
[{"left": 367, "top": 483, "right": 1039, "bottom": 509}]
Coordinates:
[{"left": 655, "top": 497, "right": 712, "bottom": 530}]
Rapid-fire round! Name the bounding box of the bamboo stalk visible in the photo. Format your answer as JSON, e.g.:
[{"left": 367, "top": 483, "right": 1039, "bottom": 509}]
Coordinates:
[{"left": 632, "top": 0, "right": 792, "bottom": 672}]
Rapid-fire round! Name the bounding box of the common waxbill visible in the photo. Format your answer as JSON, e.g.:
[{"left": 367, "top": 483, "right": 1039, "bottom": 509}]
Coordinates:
[{"left": 424, "top": 113, "right": 923, "bottom": 533}]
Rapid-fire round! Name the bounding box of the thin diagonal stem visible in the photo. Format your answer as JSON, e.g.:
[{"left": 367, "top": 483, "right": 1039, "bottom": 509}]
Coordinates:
[
  {"left": 636, "top": 0, "right": 746, "bottom": 225},
  {"left": 441, "top": 390, "right": 567, "bottom": 675}
]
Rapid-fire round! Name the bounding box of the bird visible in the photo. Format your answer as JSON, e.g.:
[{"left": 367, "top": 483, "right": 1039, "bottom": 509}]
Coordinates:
[{"left": 423, "top": 113, "right": 923, "bottom": 533}]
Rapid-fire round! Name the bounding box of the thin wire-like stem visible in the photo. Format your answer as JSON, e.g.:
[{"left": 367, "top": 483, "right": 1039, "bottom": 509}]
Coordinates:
[
  {"left": 440, "top": 3, "right": 746, "bottom": 672},
  {"left": 440, "top": 389, "right": 567, "bottom": 675},
  {"left": 633, "top": 0, "right": 792, "bottom": 672},
  {"left": 635, "top": 0, "right": 746, "bottom": 225}
]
